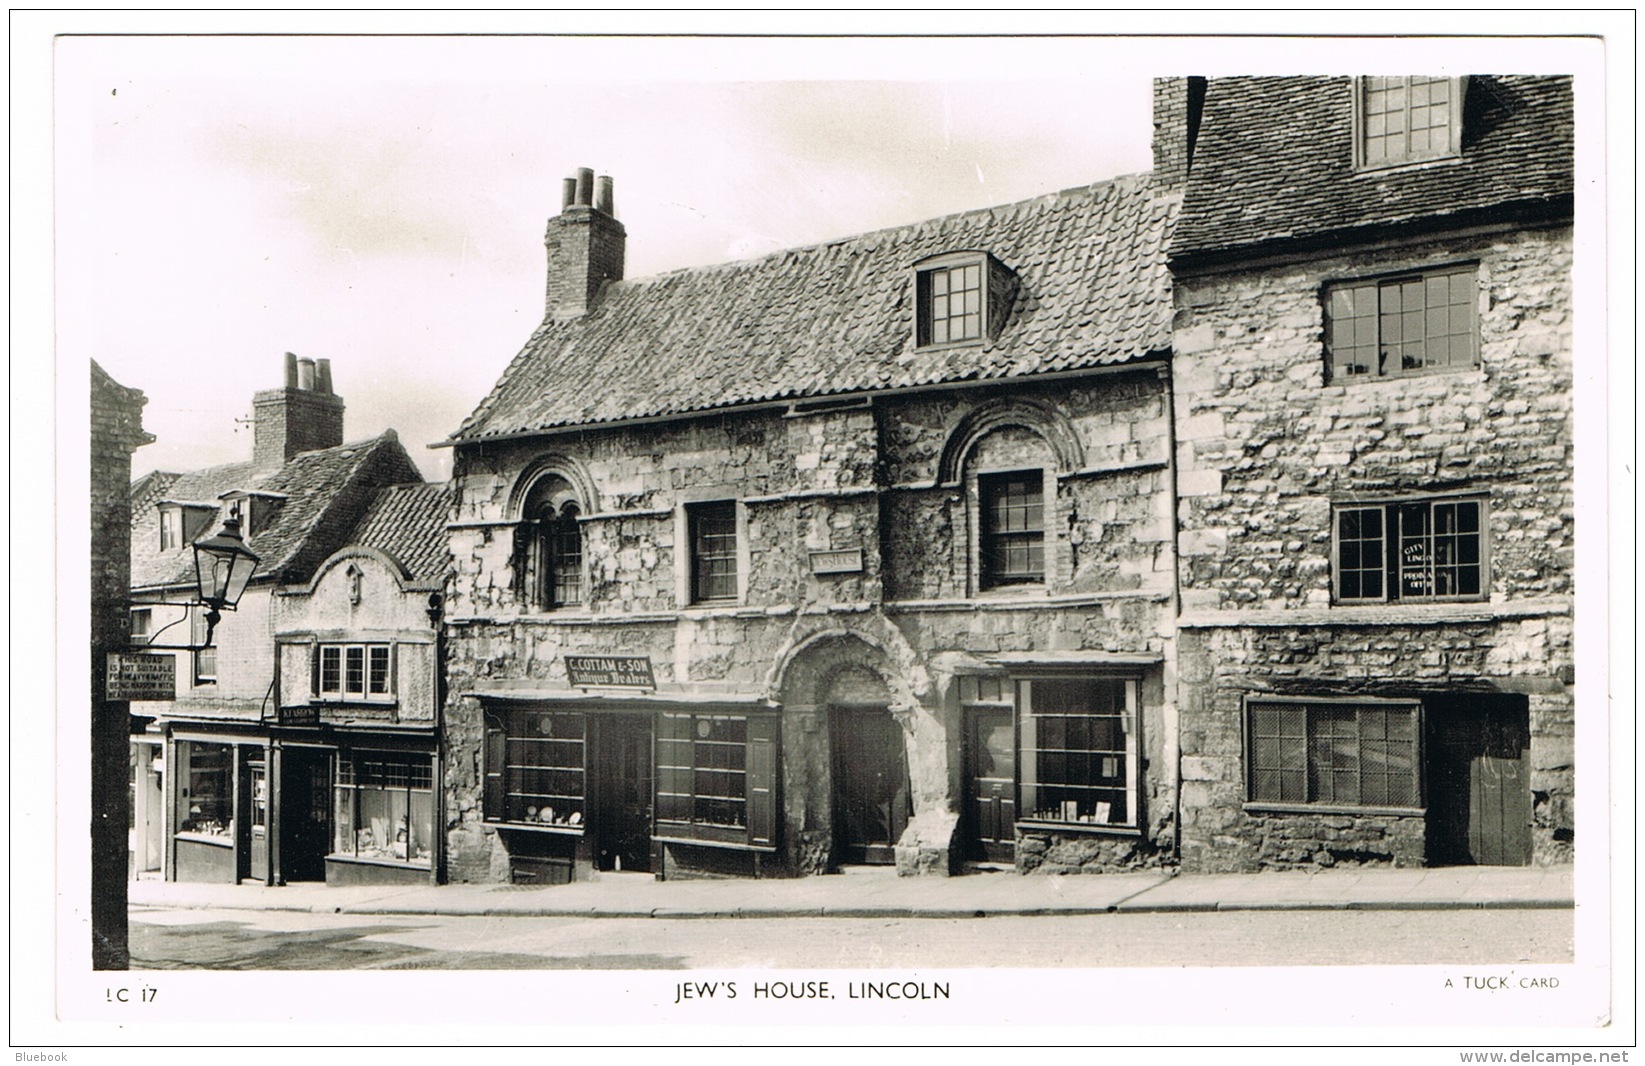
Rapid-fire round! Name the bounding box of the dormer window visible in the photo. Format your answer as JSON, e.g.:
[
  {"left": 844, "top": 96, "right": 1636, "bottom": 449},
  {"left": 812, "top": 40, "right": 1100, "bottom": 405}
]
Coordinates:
[
  {"left": 914, "top": 252, "right": 1015, "bottom": 348},
  {"left": 157, "top": 501, "right": 217, "bottom": 551},
  {"left": 1357, "top": 76, "right": 1465, "bottom": 169},
  {"left": 219, "top": 490, "right": 287, "bottom": 540}
]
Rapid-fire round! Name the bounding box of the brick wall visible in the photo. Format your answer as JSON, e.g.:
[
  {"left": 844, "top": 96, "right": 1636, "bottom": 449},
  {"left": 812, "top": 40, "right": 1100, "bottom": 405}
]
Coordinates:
[{"left": 91, "top": 361, "right": 150, "bottom": 968}]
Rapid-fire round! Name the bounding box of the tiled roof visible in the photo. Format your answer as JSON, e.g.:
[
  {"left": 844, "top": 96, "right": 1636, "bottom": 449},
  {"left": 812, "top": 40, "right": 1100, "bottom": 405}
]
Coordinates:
[
  {"left": 455, "top": 174, "right": 1177, "bottom": 441},
  {"left": 1171, "top": 76, "right": 1574, "bottom": 259},
  {"left": 349, "top": 482, "right": 453, "bottom": 583},
  {"left": 130, "top": 432, "right": 422, "bottom": 591}
]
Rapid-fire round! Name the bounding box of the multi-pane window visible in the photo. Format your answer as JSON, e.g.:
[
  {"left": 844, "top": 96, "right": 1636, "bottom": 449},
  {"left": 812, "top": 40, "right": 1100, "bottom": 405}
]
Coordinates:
[
  {"left": 979, "top": 471, "right": 1046, "bottom": 588},
  {"left": 159, "top": 507, "right": 183, "bottom": 551},
  {"left": 1018, "top": 677, "right": 1138, "bottom": 828},
  {"left": 1360, "top": 76, "right": 1462, "bottom": 168},
  {"left": 518, "top": 475, "right": 584, "bottom": 610},
  {"left": 191, "top": 608, "right": 216, "bottom": 684},
  {"left": 918, "top": 261, "right": 984, "bottom": 346},
  {"left": 317, "top": 643, "right": 393, "bottom": 700},
  {"left": 1248, "top": 700, "right": 1421, "bottom": 808},
  {"left": 654, "top": 712, "right": 779, "bottom": 848},
  {"left": 689, "top": 501, "right": 739, "bottom": 603},
  {"left": 1324, "top": 266, "right": 1478, "bottom": 381},
  {"left": 484, "top": 709, "right": 586, "bottom": 827},
  {"left": 657, "top": 714, "right": 748, "bottom": 829},
  {"left": 1334, "top": 497, "right": 1486, "bottom": 603},
  {"left": 129, "top": 608, "right": 152, "bottom": 646},
  {"left": 333, "top": 752, "right": 434, "bottom": 866}
]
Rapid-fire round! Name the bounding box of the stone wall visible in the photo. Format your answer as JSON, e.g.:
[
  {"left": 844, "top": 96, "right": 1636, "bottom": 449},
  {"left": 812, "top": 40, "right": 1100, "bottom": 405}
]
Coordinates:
[
  {"left": 443, "top": 371, "right": 1182, "bottom": 881},
  {"left": 1170, "top": 223, "right": 1574, "bottom": 872}
]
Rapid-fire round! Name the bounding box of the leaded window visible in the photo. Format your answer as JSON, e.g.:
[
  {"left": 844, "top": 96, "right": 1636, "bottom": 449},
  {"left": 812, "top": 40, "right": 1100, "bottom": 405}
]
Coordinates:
[{"left": 1248, "top": 700, "right": 1421, "bottom": 808}]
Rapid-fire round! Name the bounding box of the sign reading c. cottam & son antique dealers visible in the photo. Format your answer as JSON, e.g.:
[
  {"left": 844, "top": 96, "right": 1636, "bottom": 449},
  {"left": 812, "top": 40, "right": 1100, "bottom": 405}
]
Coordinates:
[
  {"left": 565, "top": 654, "right": 656, "bottom": 689},
  {"left": 106, "top": 652, "right": 177, "bottom": 701}
]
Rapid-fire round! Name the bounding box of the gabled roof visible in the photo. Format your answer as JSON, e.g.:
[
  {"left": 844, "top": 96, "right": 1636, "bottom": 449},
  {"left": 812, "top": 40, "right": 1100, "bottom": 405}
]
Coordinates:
[
  {"left": 130, "top": 432, "right": 422, "bottom": 592},
  {"left": 1170, "top": 76, "right": 1574, "bottom": 263},
  {"left": 349, "top": 481, "right": 453, "bottom": 583},
  {"left": 454, "top": 173, "right": 1177, "bottom": 442}
]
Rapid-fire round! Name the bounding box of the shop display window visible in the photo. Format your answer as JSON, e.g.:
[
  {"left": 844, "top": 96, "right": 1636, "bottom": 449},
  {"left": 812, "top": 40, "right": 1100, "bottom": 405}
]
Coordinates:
[
  {"left": 178, "top": 741, "right": 233, "bottom": 839},
  {"left": 483, "top": 710, "right": 587, "bottom": 828},
  {"left": 332, "top": 753, "right": 434, "bottom": 866},
  {"left": 1017, "top": 677, "right": 1140, "bottom": 829}
]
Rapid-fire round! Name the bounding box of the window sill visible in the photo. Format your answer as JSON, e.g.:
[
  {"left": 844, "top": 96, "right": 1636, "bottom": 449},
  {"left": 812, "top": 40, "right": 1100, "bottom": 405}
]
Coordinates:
[
  {"left": 653, "top": 833, "right": 775, "bottom": 854},
  {"left": 1015, "top": 820, "right": 1141, "bottom": 837},
  {"left": 174, "top": 832, "right": 233, "bottom": 848},
  {"left": 325, "top": 853, "right": 433, "bottom": 871},
  {"left": 486, "top": 820, "right": 584, "bottom": 837},
  {"left": 1326, "top": 364, "right": 1483, "bottom": 387},
  {"left": 1352, "top": 153, "right": 1464, "bottom": 177},
  {"left": 1243, "top": 802, "right": 1425, "bottom": 818}
]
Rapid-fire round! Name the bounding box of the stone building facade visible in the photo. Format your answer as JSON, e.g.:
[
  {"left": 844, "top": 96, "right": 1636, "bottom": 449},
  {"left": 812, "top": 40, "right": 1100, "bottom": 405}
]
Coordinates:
[
  {"left": 441, "top": 169, "right": 1182, "bottom": 882},
  {"left": 1162, "top": 76, "right": 1575, "bottom": 870}
]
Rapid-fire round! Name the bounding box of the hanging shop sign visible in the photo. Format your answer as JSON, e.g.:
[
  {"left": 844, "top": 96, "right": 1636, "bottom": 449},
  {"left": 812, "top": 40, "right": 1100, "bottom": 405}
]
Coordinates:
[
  {"left": 565, "top": 654, "right": 656, "bottom": 690},
  {"left": 106, "top": 652, "right": 177, "bottom": 701}
]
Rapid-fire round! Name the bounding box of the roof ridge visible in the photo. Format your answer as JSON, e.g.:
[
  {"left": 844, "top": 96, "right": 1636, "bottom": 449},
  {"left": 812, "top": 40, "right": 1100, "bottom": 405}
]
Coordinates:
[{"left": 613, "top": 173, "right": 1149, "bottom": 288}]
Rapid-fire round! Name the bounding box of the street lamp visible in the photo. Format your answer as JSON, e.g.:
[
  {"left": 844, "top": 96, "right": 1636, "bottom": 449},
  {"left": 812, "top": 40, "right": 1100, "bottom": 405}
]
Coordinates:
[{"left": 191, "top": 515, "right": 260, "bottom": 648}]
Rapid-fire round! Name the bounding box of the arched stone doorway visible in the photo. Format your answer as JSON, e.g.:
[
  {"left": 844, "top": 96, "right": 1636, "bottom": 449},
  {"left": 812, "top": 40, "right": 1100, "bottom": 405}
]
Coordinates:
[
  {"left": 773, "top": 631, "right": 922, "bottom": 873},
  {"left": 823, "top": 665, "right": 910, "bottom": 865}
]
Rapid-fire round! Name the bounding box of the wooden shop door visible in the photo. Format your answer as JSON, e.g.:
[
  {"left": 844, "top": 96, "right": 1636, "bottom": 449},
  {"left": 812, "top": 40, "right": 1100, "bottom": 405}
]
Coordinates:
[
  {"left": 1427, "top": 696, "right": 1532, "bottom": 866},
  {"left": 965, "top": 706, "right": 1016, "bottom": 863},
  {"left": 591, "top": 715, "right": 653, "bottom": 873},
  {"left": 831, "top": 705, "right": 910, "bottom": 864}
]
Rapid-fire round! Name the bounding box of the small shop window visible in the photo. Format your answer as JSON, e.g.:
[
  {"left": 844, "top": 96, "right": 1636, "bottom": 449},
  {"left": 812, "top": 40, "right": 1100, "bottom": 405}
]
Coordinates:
[
  {"left": 1247, "top": 700, "right": 1421, "bottom": 808},
  {"left": 177, "top": 741, "right": 233, "bottom": 839},
  {"left": 655, "top": 712, "right": 778, "bottom": 848},
  {"left": 316, "top": 643, "right": 394, "bottom": 701},
  {"left": 483, "top": 709, "right": 587, "bottom": 828},
  {"left": 1017, "top": 677, "right": 1139, "bottom": 828},
  {"left": 333, "top": 752, "right": 434, "bottom": 866}
]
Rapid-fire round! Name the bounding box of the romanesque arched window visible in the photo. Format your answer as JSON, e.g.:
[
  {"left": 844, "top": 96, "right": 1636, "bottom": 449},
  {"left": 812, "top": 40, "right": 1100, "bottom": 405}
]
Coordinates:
[{"left": 516, "top": 474, "right": 584, "bottom": 610}]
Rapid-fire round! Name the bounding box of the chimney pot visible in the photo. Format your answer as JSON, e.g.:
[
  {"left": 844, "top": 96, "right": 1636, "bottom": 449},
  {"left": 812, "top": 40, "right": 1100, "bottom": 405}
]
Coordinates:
[
  {"left": 575, "top": 167, "right": 594, "bottom": 207},
  {"left": 296, "top": 358, "right": 316, "bottom": 391},
  {"left": 595, "top": 175, "right": 615, "bottom": 215},
  {"left": 561, "top": 177, "right": 577, "bottom": 210},
  {"left": 284, "top": 352, "right": 299, "bottom": 389},
  {"left": 315, "top": 358, "right": 334, "bottom": 395}
]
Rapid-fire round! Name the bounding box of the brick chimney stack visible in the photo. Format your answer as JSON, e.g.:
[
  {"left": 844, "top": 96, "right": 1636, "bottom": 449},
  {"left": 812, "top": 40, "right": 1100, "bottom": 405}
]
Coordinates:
[
  {"left": 1152, "top": 77, "right": 1207, "bottom": 193},
  {"left": 545, "top": 167, "right": 625, "bottom": 320},
  {"left": 253, "top": 352, "right": 345, "bottom": 470}
]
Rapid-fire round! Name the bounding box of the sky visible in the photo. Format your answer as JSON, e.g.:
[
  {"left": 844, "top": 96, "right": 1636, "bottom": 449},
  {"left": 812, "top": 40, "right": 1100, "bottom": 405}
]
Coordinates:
[{"left": 58, "top": 36, "right": 1162, "bottom": 483}]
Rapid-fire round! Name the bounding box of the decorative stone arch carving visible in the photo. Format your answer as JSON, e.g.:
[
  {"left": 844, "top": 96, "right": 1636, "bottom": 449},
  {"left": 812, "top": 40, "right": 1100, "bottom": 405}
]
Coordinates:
[
  {"left": 506, "top": 453, "right": 599, "bottom": 519},
  {"left": 935, "top": 397, "right": 1084, "bottom": 487},
  {"left": 770, "top": 626, "right": 929, "bottom": 728}
]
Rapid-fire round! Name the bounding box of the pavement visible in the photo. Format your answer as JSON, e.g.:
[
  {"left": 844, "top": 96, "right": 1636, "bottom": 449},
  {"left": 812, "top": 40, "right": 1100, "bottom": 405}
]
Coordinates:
[{"left": 128, "top": 863, "right": 1575, "bottom": 919}]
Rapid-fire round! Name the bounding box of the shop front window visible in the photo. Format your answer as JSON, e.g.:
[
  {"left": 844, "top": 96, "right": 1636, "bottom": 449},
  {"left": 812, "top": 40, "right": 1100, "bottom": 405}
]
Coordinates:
[
  {"left": 484, "top": 709, "right": 587, "bottom": 828},
  {"left": 655, "top": 711, "right": 779, "bottom": 847},
  {"left": 332, "top": 753, "right": 434, "bottom": 866},
  {"left": 1017, "top": 677, "right": 1139, "bottom": 828},
  {"left": 178, "top": 741, "right": 233, "bottom": 839}
]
